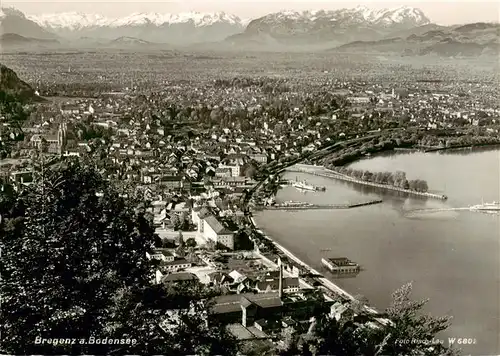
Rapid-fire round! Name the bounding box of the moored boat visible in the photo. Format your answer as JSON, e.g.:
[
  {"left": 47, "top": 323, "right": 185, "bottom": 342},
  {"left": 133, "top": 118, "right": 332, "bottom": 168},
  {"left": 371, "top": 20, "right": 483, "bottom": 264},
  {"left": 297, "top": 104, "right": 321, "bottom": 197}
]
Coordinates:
[
  {"left": 292, "top": 181, "right": 316, "bottom": 191},
  {"left": 292, "top": 178, "right": 326, "bottom": 192}
]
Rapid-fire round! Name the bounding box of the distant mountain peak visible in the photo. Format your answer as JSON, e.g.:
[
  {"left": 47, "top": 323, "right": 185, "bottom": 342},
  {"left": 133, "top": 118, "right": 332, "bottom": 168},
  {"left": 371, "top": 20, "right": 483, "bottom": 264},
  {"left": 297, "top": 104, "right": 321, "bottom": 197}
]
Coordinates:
[
  {"left": 26, "top": 11, "right": 112, "bottom": 30},
  {"left": 28, "top": 10, "right": 245, "bottom": 30},
  {"left": 374, "top": 6, "right": 430, "bottom": 26},
  {"left": 24, "top": 9, "right": 247, "bottom": 45},
  {"left": 259, "top": 6, "right": 430, "bottom": 25},
  {"left": 0, "top": 6, "right": 26, "bottom": 19},
  {"left": 0, "top": 7, "right": 56, "bottom": 40},
  {"left": 239, "top": 5, "right": 431, "bottom": 46}
]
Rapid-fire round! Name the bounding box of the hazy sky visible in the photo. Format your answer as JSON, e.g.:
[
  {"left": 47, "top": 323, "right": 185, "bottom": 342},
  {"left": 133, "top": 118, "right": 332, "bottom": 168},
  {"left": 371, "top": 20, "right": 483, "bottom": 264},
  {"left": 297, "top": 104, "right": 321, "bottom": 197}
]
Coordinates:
[{"left": 3, "top": 0, "right": 500, "bottom": 25}]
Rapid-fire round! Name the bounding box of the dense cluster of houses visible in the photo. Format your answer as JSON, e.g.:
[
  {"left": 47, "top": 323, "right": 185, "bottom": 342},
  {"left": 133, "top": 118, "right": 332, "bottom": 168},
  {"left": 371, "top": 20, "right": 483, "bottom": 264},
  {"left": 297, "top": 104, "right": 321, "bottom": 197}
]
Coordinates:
[
  {"left": 2, "top": 74, "right": 499, "bottom": 342},
  {"left": 344, "top": 83, "right": 500, "bottom": 132}
]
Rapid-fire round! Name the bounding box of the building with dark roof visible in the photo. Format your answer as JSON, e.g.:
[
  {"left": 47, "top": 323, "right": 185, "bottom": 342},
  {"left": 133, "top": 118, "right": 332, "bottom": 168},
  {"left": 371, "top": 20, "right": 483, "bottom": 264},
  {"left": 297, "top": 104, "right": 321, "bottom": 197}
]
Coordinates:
[
  {"left": 255, "top": 277, "right": 300, "bottom": 294},
  {"left": 161, "top": 272, "right": 198, "bottom": 283},
  {"left": 208, "top": 272, "right": 234, "bottom": 286},
  {"left": 210, "top": 290, "right": 331, "bottom": 329},
  {"left": 153, "top": 258, "right": 192, "bottom": 283},
  {"left": 155, "top": 175, "right": 191, "bottom": 191},
  {"left": 211, "top": 292, "right": 282, "bottom": 325}
]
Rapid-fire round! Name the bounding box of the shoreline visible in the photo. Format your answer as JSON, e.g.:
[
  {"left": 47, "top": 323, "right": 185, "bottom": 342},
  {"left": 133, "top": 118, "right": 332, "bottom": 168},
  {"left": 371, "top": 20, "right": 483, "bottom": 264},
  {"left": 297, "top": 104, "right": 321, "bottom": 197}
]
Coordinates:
[
  {"left": 249, "top": 216, "right": 387, "bottom": 321},
  {"left": 250, "top": 215, "right": 391, "bottom": 326},
  {"left": 422, "top": 143, "right": 500, "bottom": 153},
  {"left": 317, "top": 142, "right": 500, "bottom": 168},
  {"left": 249, "top": 217, "right": 357, "bottom": 301},
  {"left": 243, "top": 140, "right": 499, "bottom": 338},
  {"left": 288, "top": 165, "right": 448, "bottom": 200}
]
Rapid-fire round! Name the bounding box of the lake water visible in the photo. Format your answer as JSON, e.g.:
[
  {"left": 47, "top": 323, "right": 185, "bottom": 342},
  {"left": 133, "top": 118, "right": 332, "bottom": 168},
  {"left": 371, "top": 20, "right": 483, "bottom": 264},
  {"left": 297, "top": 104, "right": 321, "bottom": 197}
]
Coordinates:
[{"left": 254, "top": 148, "right": 500, "bottom": 355}]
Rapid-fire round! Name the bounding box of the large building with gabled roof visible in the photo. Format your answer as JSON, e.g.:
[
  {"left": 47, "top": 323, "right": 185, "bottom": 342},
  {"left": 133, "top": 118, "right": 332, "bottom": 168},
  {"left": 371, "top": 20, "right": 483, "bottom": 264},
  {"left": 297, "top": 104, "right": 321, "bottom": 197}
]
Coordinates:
[{"left": 191, "top": 206, "right": 234, "bottom": 250}]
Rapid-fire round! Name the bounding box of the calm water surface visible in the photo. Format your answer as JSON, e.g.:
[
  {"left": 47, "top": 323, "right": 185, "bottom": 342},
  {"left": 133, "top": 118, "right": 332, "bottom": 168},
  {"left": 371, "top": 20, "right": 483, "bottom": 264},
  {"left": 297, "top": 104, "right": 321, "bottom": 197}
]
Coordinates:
[{"left": 255, "top": 149, "right": 500, "bottom": 355}]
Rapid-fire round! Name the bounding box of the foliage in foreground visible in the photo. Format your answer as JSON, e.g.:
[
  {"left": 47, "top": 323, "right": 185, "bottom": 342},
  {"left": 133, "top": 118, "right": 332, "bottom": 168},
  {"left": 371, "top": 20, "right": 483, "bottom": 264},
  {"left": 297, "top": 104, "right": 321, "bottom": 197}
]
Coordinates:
[
  {"left": 0, "top": 161, "right": 236, "bottom": 355},
  {"left": 0, "top": 160, "right": 459, "bottom": 356},
  {"left": 275, "top": 283, "right": 458, "bottom": 356}
]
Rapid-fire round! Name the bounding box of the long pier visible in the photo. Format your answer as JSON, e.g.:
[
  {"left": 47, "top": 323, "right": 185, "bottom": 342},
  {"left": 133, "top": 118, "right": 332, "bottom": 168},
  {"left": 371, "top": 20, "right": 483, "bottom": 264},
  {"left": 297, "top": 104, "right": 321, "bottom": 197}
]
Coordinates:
[
  {"left": 408, "top": 207, "right": 470, "bottom": 214},
  {"left": 286, "top": 165, "right": 448, "bottom": 201},
  {"left": 263, "top": 199, "right": 383, "bottom": 210}
]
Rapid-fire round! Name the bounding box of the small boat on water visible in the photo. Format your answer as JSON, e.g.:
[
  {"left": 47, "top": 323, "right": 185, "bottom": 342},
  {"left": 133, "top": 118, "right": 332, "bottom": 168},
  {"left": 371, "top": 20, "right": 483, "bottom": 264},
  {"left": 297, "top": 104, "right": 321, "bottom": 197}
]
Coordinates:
[{"left": 469, "top": 200, "right": 500, "bottom": 212}]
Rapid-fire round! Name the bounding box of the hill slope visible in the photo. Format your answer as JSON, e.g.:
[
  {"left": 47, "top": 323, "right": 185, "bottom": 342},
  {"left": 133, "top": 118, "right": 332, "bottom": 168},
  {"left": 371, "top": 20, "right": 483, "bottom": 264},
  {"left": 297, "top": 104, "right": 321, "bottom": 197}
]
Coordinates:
[
  {"left": 332, "top": 22, "right": 500, "bottom": 57},
  {"left": 0, "top": 64, "right": 43, "bottom": 102},
  {"left": 0, "top": 7, "right": 56, "bottom": 40},
  {"left": 0, "top": 33, "right": 60, "bottom": 48}
]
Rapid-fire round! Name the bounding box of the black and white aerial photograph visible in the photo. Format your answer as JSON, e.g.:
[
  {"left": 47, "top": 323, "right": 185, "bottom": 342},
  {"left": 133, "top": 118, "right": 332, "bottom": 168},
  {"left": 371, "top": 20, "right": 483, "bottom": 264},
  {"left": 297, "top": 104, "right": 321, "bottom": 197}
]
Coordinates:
[{"left": 0, "top": 0, "right": 499, "bottom": 355}]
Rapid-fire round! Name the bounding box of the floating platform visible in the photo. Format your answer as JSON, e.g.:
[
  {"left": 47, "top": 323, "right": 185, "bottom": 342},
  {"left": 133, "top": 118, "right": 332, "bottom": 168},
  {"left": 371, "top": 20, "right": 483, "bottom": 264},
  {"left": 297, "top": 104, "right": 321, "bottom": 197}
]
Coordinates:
[{"left": 321, "top": 257, "right": 360, "bottom": 274}]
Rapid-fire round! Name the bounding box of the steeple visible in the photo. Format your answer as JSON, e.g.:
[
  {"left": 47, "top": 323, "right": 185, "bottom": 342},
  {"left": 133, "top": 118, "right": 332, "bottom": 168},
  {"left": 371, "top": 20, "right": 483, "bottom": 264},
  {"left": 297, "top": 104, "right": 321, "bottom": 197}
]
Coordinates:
[
  {"left": 278, "top": 257, "right": 283, "bottom": 299},
  {"left": 57, "top": 124, "right": 63, "bottom": 147}
]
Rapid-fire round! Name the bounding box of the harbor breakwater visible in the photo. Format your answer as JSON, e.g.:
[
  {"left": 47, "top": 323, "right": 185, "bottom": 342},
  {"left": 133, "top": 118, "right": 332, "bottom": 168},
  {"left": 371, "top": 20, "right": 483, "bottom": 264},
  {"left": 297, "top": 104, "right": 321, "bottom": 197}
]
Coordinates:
[
  {"left": 287, "top": 166, "right": 448, "bottom": 200},
  {"left": 263, "top": 199, "right": 383, "bottom": 210}
]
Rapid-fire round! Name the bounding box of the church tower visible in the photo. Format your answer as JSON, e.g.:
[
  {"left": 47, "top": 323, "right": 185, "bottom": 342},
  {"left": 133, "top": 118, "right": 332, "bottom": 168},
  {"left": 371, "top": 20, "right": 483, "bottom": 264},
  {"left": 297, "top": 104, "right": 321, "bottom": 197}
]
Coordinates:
[
  {"left": 57, "top": 124, "right": 63, "bottom": 147},
  {"left": 57, "top": 123, "right": 67, "bottom": 153},
  {"left": 278, "top": 257, "right": 283, "bottom": 299}
]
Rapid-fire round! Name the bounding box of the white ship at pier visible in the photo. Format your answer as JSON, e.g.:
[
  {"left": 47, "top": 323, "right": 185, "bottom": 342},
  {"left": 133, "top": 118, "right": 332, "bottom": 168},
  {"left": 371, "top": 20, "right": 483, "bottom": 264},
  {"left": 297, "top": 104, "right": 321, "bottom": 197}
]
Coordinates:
[
  {"left": 291, "top": 177, "right": 326, "bottom": 192},
  {"left": 292, "top": 181, "right": 316, "bottom": 191}
]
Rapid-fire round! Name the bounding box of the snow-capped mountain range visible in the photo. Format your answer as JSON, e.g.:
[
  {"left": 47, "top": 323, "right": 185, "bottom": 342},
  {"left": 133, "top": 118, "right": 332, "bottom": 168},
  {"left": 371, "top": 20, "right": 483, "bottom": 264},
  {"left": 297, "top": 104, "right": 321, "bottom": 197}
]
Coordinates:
[
  {"left": 2, "top": 6, "right": 496, "bottom": 57},
  {"left": 28, "top": 11, "right": 249, "bottom": 31},
  {"left": 225, "top": 6, "right": 432, "bottom": 47},
  {"left": 2, "top": 5, "right": 433, "bottom": 46},
  {"left": 252, "top": 6, "right": 430, "bottom": 27},
  {"left": 1, "top": 7, "right": 250, "bottom": 44},
  {"left": 242, "top": 6, "right": 430, "bottom": 39},
  {"left": 24, "top": 6, "right": 428, "bottom": 32},
  {"left": 24, "top": 10, "right": 250, "bottom": 44}
]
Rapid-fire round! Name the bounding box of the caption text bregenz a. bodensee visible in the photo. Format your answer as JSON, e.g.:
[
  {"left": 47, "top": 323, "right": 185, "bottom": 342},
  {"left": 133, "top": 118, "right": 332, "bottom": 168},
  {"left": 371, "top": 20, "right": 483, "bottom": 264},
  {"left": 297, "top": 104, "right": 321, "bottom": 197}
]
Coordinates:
[{"left": 35, "top": 336, "right": 137, "bottom": 346}]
